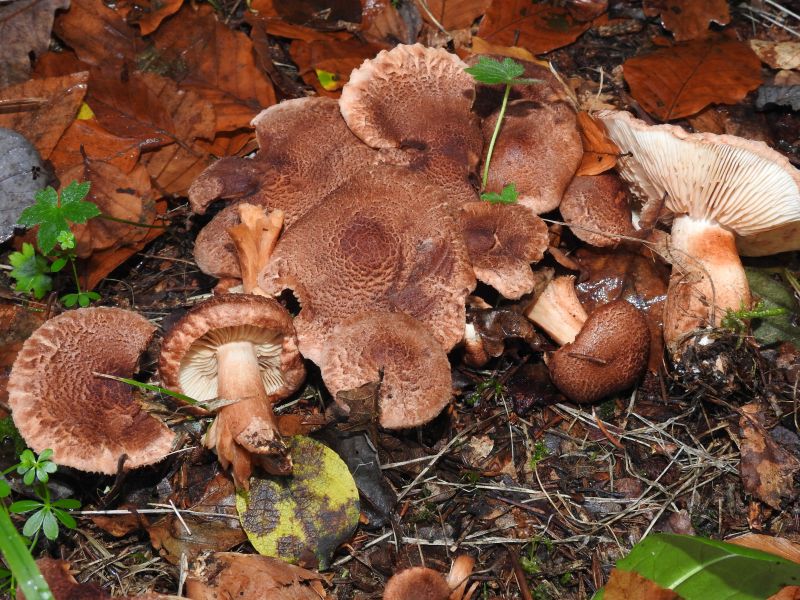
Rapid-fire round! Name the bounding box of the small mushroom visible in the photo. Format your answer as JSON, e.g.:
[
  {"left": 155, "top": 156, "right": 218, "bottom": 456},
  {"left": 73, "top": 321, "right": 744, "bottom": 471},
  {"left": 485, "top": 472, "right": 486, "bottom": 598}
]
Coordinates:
[
  {"left": 560, "top": 173, "right": 636, "bottom": 247},
  {"left": 7, "top": 308, "right": 174, "bottom": 474},
  {"left": 159, "top": 295, "right": 305, "bottom": 487},
  {"left": 597, "top": 110, "right": 800, "bottom": 350},
  {"left": 384, "top": 555, "right": 476, "bottom": 600},
  {"left": 460, "top": 202, "right": 549, "bottom": 299},
  {"left": 525, "top": 276, "right": 650, "bottom": 403},
  {"left": 321, "top": 311, "right": 452, "bottom": 429}
]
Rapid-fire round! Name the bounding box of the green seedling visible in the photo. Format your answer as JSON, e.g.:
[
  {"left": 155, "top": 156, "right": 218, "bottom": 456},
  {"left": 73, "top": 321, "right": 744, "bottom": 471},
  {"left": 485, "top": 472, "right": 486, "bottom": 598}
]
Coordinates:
[
  {"left": 16, "top": 449, "right": 56, "bottom": 486},
  {"left": 529, "top": 440, "right": 550, "bottom": 470},
  {"left": 465, "top": 376, "right": 505, "bottom": 406},
  {"left": 464, "top": 56, "right": 541, "bottom": 204},
  {"left": 93, "top": 372, "right": 202, "bottom": 407},
  {"left": 721, "top": 300, "right": 788, "bottom": 336}
]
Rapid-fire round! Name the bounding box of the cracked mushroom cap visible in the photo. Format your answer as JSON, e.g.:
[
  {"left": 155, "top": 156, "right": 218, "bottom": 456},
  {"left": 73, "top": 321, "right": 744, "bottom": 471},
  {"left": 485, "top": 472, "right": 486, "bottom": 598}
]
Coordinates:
[
  {"left": 549, "top": 300, "right": 650, "bottom": 404},
  {"left": 560, "top": 173, "right": 635, "bottom": 247},
  {"left": 460, "top": 202, "right": 549, "bottom": 299},
  {"left": 383, "top": 567, "right": 451, "bottom": 600},
  {"left": 481, "top": 99, "right": 583, "bottom": 215},
  {"left": 159, "top": 294, "right": 305, "bottom": 403},
  {"left": 7, "top": 308, "right": 174, "bottom": 474},
  {"left": 340, "top": 44, "right": 482, "bottom": 177},
  {"left": 259, "top": 165, "right": 476, "bottom": 364},
  {"left": 596, "top": 110, "right": 800, "bottom": 256},
  {"left": 321, "top": 311, "right": 452, "bottom": 430}
]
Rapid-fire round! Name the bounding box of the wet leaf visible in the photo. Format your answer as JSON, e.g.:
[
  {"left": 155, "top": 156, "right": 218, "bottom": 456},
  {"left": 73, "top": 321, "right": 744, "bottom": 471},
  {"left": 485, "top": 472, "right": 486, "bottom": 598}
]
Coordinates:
[
  {"left": 598, "top": 534, "right": 800, "bottom": 600},
  {"left": 744, "top": 268, "right": 800, "bottom": 347},
  {"left": 53, "top": 0, "right": 140, "bottom": 67},
  {"left": 0, "top": 128, "right": 49, "bottom": 243},
  {"left": 421, "top": 0, "right": 492, "bottom": 30},
  {"left": 642, "top": 0, "right": 730, "bottom": 42},
  {"left": 236, "top": 436, "right": 360, "bottom": 569},
  {"left": 477, "top": 0, "right": 591, "bottom": 55},
  {"left": 0, "top": 72, "right": 89, "bottom": 159},
  {"left": 119, "top": 0, "right": 183, "bottom": 36},
  {"left": 0, "top": 0, "right": 70, "bottom": 87},
  {"left": 623, "top": 36, "right": 762, "bottom": 121},
  {"left": 575, "top": 111, "right": 619, "bottom": 176}
]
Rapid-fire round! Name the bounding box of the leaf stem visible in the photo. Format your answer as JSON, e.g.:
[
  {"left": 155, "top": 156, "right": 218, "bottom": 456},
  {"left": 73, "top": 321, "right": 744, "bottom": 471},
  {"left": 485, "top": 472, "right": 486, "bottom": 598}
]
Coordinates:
[
  {"left": 68, "top": 256, "right": 82, "bottom": 295},
  {"left": 482, "top": 82, "right": 512, "bottom": 191}
]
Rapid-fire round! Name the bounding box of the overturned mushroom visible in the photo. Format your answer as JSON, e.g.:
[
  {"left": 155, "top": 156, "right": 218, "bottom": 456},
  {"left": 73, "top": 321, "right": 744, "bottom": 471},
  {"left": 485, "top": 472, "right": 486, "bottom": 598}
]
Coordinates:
[
  {"left": 8, "top": 308, "right": 174, "bottom": 474},
  {"left": 159, "top": 295, "right": 305, "bottom": 487},
  {"left": 525, "top": 276, "right": 650, "bottom": 403},
  {"left": 321, "top": 311, "right": 452, "bottom": 429},
  {"left": 560, "top": 173, "right": 636, "bottom": 247},
  {"left": 597, "top": 110, "right": 800, "bottom": 350}
]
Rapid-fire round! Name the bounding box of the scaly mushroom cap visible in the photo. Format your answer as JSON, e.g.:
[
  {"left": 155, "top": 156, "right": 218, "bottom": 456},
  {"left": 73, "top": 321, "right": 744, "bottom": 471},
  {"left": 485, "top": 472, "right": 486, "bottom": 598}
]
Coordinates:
[
  {"left": 259, "top": 166, "right": 476, "bottom": 364},
  {"left": 560, "top": 174, "right": 635, "bottom": 247},
  {"left": 340, "top": 44, "right": 483, "bottom": 179},
  {"left": 321, "top": 312, "right": 452, "bottom": 430},
  {"left": 596, "top": 110, "right": 800, "bottom": 255},
  {"left": 460, "top": 202, "right": 549, "bottom": 299},
  {"left": 383, "top": 567, "right": 451, "bottom": 600},
  {"left": 481, "top": 99, "right": 583, "bottom": 214},
  {"left": 7, "top": 308, "right": 174, "bottom": 474},
  {"left": 159, "top": 294, "right": 304, "bottom": 402},
  {"left": 193, "top": 202, "right": 244, "bottom": 279},
  {"left": 549, "top": 300, "right": 650, "bottom": 404}
]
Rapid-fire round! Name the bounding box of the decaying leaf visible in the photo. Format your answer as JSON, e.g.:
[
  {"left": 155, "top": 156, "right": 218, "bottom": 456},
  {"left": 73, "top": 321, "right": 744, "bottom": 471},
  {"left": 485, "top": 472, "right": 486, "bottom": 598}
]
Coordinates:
[
  {"left": 49, "top": 118, "right": 151, "bottom": 175},
  {"left": 642, "top": 0, "right": 730, "bottom": 42},
  {"left": 470, "top": 37, "right": 537, "bottom": 62},
  {"left": 0, "top": 0, "right": 70, "bottom": 88},
  {"left": 186, "top": 552, "right": 327, "bottom": 600},
  {"left": 289, "top": 37, "right": 384, "bottom": 96},
  {"left": 421, "top": 0, "right": 492, "bottom": 31},
  {"left": 0, "top": 128, "right": 49, "bottom": 243},
  {"left": 730, "top": 534, "right": 800, "bottom": 565},
  {"left": 623, "top": 36, "right": 762, "bottom": 121},
  {"left": 0, "top": 72, "right": 89, "bottom": 159},
  {"left": 477, "top": 0, "right": 591, "bottom": 55},
  {"left": 750, "top": 40, "right": 800, "bottom": 70},
  {"left": 604, "top": 569, "right": 680, "bottom": 600},
  {"left": 575, "top": 111, "right": 619, "bottom": 176},
  {"left": 0, "top": 304, "right": 46, "bottom": 406},
  {"left": 739, "top": 403, "right": 800, "bottom": 509},
  {"left": 236, "top": 436, "right": 360, "bottom": 569},
  {"left": 118, "top": 0, "right": 183, "bottom": 36},
  {"left": 250, "top": 0, "right": 362, "bottom": 31}
]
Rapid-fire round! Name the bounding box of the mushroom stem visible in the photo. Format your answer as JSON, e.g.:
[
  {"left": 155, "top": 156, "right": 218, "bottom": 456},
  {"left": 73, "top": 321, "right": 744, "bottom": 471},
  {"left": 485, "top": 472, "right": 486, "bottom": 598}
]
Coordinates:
[
  {"left": 227, "top": 205, "right": 284, "bottom": 295},
  {"left": 524, "top": 276, "right": 588, "bottom": 346},
  {"left": 212, "top": 340, "right": 287, "bottom": 487},
  {"left": 664, "top": 215, "right": 751, "bottom": 349}
]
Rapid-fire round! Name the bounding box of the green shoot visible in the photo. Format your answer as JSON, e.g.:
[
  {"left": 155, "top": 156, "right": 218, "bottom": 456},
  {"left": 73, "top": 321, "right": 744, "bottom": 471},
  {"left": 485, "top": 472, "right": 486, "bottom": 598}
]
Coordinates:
[
  {"left": 16, "top": 450, "right": 56, "bottom": 486},
  {"left": 92, "top": 372, "right": 203, "bottom": 407},
  {"left": 465, "top": 377, "right": 505, "bottom": 406},
  {"left": 529, "top": 440, "right": 550, "bottom": 470},
  {"left": 8, "top": 243, "right": 53, "bottom": 299},
  {"left": 721, "top": 300, "right": 789, "bottom": 335},
  {"left": 464, "top": 56, "right": 541, "bottom": 201},
  {"left": 480, "top": 183, "right": 519, "bottom": 205}
]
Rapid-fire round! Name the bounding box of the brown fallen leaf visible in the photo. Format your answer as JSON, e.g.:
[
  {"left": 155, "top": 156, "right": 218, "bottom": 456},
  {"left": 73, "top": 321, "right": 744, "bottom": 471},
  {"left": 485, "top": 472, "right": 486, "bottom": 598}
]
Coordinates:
[
  {"left": 0, "top": 303, "right": 46, "bottom": 407},
  {"left": 750, "top": 40, "right": 800, "bottom": 70},
  {"left": 249, "top": 0, "right": 361, "bottom": 31},
  {"left": 360, "top": 0, "right": 419, "bottom": 46},
  {"left": 0, "top": 0, "right": 70, "bottom": 88},
  {"left": 421, "top": 0, "right": 493, "bottom": 30},
  {"left": 604, "top": 569, "right": 680, "bottom": 600},
  {"left": 117, "top": 0, "right": 183, "bottom": 36},
  {"left": 730, "top": 534, "right": 800, "bottom": 600},
  {"left": 471, "top": 37, "right": 537, "bottom": 62},
  {"left": 186, "top": 552, "right": 327, "bottom": 600},
  {"left": 290, "top": 36, "right": 384, "bottom": 95},
  {"left": 0, "top": 72, "right": 89, "bottom": 159},
  {"left": 623, "top": 35, "right": 762, "bottom": 121},
  {"left": 643, "top": 0, "right": 730, "bottom": 42},
  {"left": 477, "top": 0, "right": 591, "bottom": 55},
  {"left": 739, "top": 403, "right": 800, "bottom": 509},
  {"left": 575, "top": 111, "right": 619, "bottom": 176}
]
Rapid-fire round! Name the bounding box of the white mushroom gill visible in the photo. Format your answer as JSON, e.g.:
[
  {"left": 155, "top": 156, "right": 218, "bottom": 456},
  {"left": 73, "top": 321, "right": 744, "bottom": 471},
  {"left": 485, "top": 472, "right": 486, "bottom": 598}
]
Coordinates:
[{"left": 178, "top": 325, "right": 283, "bottom": 401}]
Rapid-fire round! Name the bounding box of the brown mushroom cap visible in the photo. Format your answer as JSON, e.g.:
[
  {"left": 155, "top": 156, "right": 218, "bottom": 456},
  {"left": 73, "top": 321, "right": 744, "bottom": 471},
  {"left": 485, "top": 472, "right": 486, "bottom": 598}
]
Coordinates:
[
  {"left": 193, "top": 202, "right": 244, "bottom": 279},
  {"left": 481, "top": 99, "right": 583, "bottom": 215},
  {"left": 321, "top": 312, "right": 452, "bottom": 430},
  {"left": 549, "top": 300, "right": 650, "bottom": 404},
  {"left": 460, "top": 202, "right": 549, "bottom": 299},
  {"left": 340, "top": 44, "right": 482, "bottom": 178},
  {"left": 383, "top": 567, "right": 451, "bottom": 600},
  {"left": 259, "top": 165, "right": 476, "bottom": 364},
  {"left": 560, "top": 174, "right": 635, "bottom": 247},
  {"left": 7, "top": 307, "right": 174, "bottom": 474},
  {"left": 159, "top": 294, "right": 304, "bottom": 403}
]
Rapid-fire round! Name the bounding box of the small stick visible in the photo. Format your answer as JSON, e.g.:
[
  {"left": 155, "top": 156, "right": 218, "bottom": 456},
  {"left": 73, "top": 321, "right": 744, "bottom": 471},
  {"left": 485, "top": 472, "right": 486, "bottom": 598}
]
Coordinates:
[{"left": 505, "top": 545, "right": 534, "bottom": 600}]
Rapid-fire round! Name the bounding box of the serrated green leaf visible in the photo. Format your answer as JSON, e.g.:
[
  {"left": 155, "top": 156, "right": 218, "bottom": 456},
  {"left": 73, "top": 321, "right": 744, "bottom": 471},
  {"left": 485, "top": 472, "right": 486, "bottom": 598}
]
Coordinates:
[
  {"left": 481, "top": 183, "right": 519, "bottom": 204},
  {"left": 745, "top": 267, "right": 800, "bottom": 346},
  {"left": 60, "top": 180, "right": 91, "bottom": 205},
  {"left": 465, "top": 56, "right": 525, "bottom": 85},
  {"left": 8, "top": 243, "right": 53, "bottom": 299},
  {"left": 18, "top": 188, "right": 58, "bottom": 227},
  {"left": 599, "top": 534, "right": 800, "bottom": 600}
]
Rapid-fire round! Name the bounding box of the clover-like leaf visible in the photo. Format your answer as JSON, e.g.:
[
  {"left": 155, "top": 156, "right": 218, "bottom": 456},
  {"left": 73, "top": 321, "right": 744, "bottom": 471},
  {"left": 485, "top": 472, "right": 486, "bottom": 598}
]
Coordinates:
[{"left": 481, "top": 183, "right": 519, "bottom": 205}]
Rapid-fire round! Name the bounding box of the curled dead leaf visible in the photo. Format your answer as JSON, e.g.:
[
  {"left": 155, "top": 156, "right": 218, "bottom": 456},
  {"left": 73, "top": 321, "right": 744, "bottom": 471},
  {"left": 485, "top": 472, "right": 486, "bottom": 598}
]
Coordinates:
[
  {"left": 643, "top": 0, "right": 730, "bottom": 42},
  {"left": 575, "top": 111, "right": 619, "bottom": 176}
]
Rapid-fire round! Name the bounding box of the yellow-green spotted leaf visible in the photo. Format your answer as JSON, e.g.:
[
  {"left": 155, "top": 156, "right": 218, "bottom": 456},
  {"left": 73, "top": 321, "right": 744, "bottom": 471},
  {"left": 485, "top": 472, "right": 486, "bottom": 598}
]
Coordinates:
[
  {"left": 315, "top": 69, "right": 340, "bottom": 91},
  {"left": 236, "top": 436, "right": 359, "bottom": 569}
]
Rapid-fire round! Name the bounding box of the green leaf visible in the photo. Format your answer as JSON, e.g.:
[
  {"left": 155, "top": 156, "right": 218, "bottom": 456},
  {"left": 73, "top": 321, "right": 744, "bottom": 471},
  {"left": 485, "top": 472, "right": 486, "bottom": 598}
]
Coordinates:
[
  {"left": 59, "top": 180, "right": 91, "bottom": 206},
  {"left": 8, "top": 243, "right": 53, "bottom": 299},
  {"left": 52, "top": 498, "right": 80, "bottom": 510},
  {"left": 465, "top": 56, "right": 525, "bottom": 85},
  {"left": 9, "top": 500, "right": 42, "bottom": 514},
  {"left": 481, "top": 183, "right": 519, "bottom": 204},
  {"left": 745, "top": 267, "right": 800, "bottom": 346},
  {"left": 41, "top": 510, "right": 59, "bottom": 540},
  {"left": 236, "top": 436, "right": 360, "bottom": 569},
  {"left": 22, "top": 469, "right": 35, "bottom": 486},
  {"left": 0, "top": 479, "right": 10, "bottom": 499},
  {"left": 0, "top": 505, "right": 54, "bottom": 600},
  {"left": 22, "top": 509, "right": 45, "bottom": 537},
  {"left": 60, "top": 293, "right": 79, "bottom": 308},
  {"left": 600, "top": 533, "right": 800, "bottom": 600},
  {"left": 56, "top": 230, "right": 75, "bottom": 250},
  {"left": 38, "top": 449, "right": 53, "bottom": 462},
  {"left": 17, "top": 187, "right": 58, "bottom": 228},
  {"left": 53, "top": 509, "right": 77, "bottom": 530},
  {"left": 60, "top": 181, "right": 99, "bottom": 224}
]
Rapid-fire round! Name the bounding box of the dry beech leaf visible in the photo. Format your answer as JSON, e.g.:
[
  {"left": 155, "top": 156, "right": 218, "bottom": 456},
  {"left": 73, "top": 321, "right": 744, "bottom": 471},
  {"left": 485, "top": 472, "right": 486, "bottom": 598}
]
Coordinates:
[
  {"left": 750, "top": 40, "right": 800, "bottom": 70},
  {"left": 117, "top": 0, "right": 183, "bottom": 36},
  {"left": 471, "top": 37, "right": 537, "bottom": 62},
  {"left": 730, "top": 534, "right": 800, "bottom": 600},
  {"left": 623, "top": 36, "right": 762, "bottom": 121},
  {"left": 360, "top": 0, "right": 418, "bottom": 46},
  {"left": 477, "top": 0, "right": 591, "bottom": 55},
  {"left": 249, "top": 0, "right": 361, "bottom": 30},
  {"left": 289, "top": 36, "right": 384, "bottom": 96},
  {"left": 54, "top": 0, "right": 140, "bottom": 67},
  {"left": 642, "top": 0, "right": 730, "bottom": 42},
  {"left": 0, "top": 0, "right": 70, "bottom": 87},
  {"left": 604, "top": 569, "right": 680, "bottom": 600},
  {"left": 739, "top": 403, "right": 800, "bottom": 509},
  {"left": 0, "top": 72, "right": 89, "bottom": 159},
  {"left": 421, "top": 0, "right": 492, "bottom": 30},
  {"left": 575, "top": 111, "right": 619, "bottom": 175}
]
